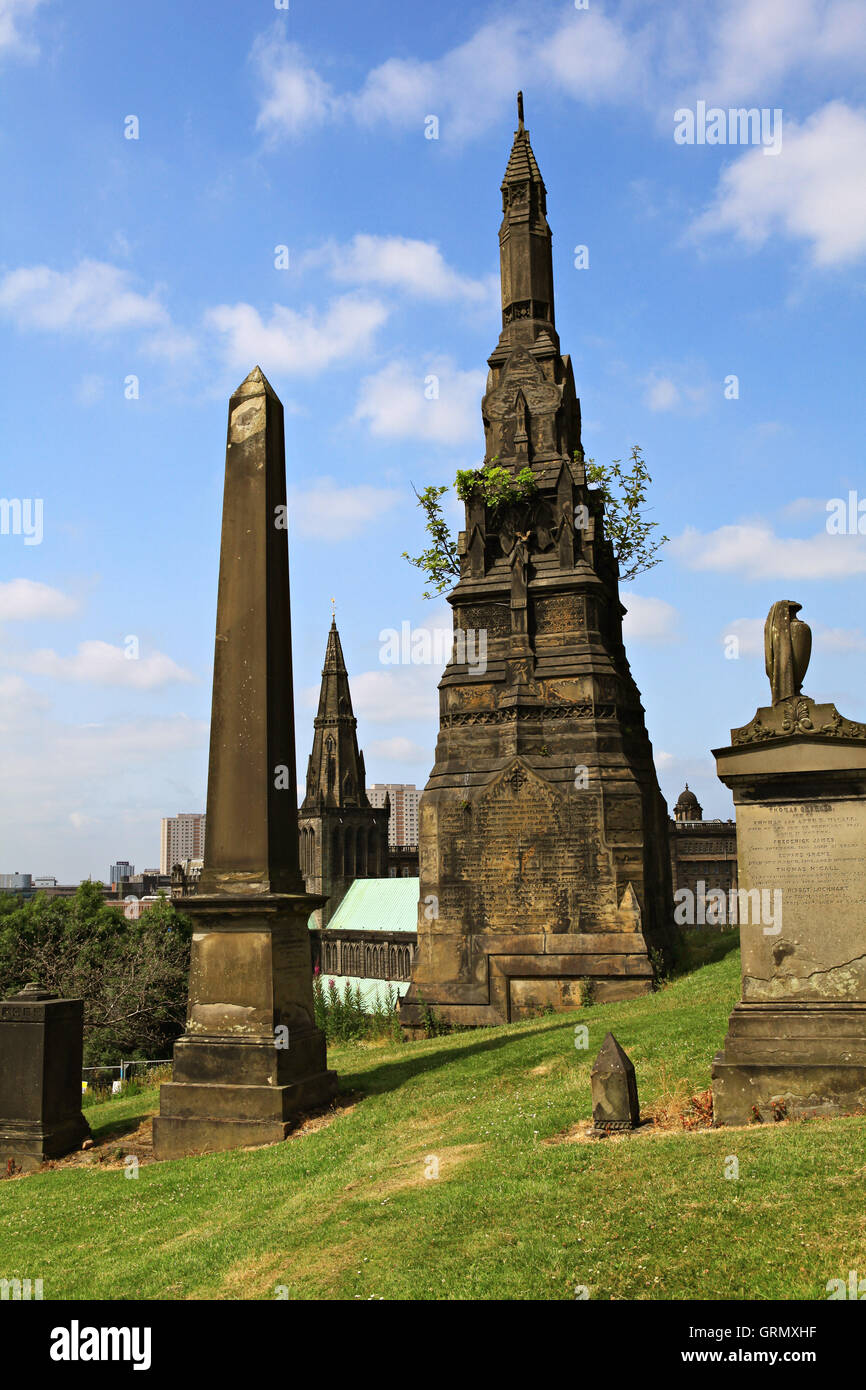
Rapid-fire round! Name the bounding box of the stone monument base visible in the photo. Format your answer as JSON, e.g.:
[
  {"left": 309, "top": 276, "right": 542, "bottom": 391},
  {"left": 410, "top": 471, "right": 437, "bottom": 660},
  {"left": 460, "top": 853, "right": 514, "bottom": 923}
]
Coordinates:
[
  {"left": 400, "top": 930, "right": 654, "bottom": 1038},
  {"left": 0, "top": 1114, "right": 92, "bottom": 1173},
  {"left": 713, "top": 1002, "right": 866, "bottom": 1123},
  {"left": 152, "top": 894, "right": 337, "bottom": 1160},
  {"left": 152, "top": 1034, "right": 337, "bottom": 1158}
]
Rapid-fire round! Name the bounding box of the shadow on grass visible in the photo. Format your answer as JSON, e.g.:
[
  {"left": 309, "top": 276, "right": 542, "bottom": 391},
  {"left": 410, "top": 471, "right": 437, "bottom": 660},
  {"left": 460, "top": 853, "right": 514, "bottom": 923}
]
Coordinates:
[
  {"left": 338, "top": 1019, "right": 567, "bottom": 1097},
  {"left": 670, "top": 927, "right": 740, "bottom": 978},
  {"left": 87, "top": 1109, "right": 156, "bottom": 1145}
]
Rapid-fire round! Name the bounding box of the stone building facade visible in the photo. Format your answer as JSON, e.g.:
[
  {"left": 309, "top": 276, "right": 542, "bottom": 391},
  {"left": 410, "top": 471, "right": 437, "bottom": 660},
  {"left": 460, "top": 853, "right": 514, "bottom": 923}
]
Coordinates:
[
  {"left": 298, "top": 619, "right": 390, "bottom": 928},
  {"left": 400, "top": 99, "right": 675, "bottom": 1036},
  {"left": 668, "top": 784, "right": 738, "bottom": 904}
]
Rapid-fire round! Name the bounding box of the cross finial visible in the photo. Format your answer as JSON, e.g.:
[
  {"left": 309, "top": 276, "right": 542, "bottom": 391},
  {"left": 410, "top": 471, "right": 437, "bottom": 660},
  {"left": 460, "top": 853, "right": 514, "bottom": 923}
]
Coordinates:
[
  {"left": 517, "top": 91, "right": 524, "bottom": 130},
  {"left": 330, "top": 597, "right": 336, "bottom": 620}
]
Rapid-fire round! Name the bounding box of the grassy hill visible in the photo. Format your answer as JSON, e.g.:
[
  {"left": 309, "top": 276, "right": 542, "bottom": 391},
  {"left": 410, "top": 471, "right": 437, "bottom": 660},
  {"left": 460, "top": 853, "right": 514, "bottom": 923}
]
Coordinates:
[{"left": 2, "top": 940, "right": 865, "bottom": 1301}]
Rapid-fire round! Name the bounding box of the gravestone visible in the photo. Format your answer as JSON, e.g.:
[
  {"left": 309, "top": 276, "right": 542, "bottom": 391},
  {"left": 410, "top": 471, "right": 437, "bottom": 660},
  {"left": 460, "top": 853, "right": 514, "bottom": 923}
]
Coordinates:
[
  {"left": 0, "top": 983, "right": 90, "bottom": 1171},
  {"left": 400, "top": 98, "right": 675, "bottom": 1036},
  {"left": 590, "top": 1031, "right": 640, "bottom": 1134},
  {"left": 712, "top": 602, "right": 866, "bottom": 1123},
  {"left": 152, "top": 367, "right": 336, "bottom": 1160}
]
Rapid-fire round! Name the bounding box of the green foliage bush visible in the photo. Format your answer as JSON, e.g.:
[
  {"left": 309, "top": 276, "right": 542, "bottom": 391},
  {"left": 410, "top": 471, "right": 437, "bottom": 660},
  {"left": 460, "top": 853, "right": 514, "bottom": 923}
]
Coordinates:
[
  {"left": 0, "top": 882, "right": 192, "bottom": 1066},
  {"left": 312, "top": 969, "right": 401, "bottom": 1044}
]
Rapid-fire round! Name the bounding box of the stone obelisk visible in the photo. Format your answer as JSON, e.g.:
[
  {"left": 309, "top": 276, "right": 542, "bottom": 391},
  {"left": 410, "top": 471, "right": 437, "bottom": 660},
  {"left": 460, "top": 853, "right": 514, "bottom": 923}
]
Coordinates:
[{"left": 153, "top": 366, "right": 337, "bottom": 1160}]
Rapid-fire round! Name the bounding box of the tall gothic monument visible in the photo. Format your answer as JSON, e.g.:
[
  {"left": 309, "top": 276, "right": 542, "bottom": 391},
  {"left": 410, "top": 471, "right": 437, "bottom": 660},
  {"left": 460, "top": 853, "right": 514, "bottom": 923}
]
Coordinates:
[
  {"left": 400, "top": 98, "right": 675, "bottom": 1035},
  {"left": 299, "top": 617, "right": 390, "bottom": 927}
]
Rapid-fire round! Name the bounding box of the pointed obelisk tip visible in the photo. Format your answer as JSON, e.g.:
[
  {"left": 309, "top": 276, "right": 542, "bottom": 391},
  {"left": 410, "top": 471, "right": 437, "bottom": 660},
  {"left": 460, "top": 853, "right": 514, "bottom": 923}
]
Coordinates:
[
  {"left": 591, "top": 1031, "right": 634, "bottom": 1074},
  {"left": 517, "top": 90, "right": 524, "bottom": 130},
  {"left": 233, "top": 364, "right": 279, "bottom": 401}
]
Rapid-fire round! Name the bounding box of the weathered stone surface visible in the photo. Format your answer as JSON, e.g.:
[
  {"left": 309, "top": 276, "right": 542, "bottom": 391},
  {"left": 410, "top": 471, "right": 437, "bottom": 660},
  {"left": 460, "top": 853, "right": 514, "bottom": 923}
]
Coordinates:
[
  {"left": 590, "top": 1031, "right": 640, "bottom": 1133},
  {"left": 0, "top": 983, "right": 90, "bottom": 1171},
  {"left": 400, "top": 100, "right": 675, "bottom": 1036},
  {"left": 153, "top": 368, "right": 336, "bottom": 1160},
  {"left": 712, "top": 607, "right": 866, "bottom": 1124}
]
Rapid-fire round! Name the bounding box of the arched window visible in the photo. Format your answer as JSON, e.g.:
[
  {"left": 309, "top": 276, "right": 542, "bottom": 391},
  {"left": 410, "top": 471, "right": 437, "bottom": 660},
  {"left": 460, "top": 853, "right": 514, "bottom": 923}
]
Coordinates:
[{"left": 331, "top": 828, "right": 342, "bottom": 877}]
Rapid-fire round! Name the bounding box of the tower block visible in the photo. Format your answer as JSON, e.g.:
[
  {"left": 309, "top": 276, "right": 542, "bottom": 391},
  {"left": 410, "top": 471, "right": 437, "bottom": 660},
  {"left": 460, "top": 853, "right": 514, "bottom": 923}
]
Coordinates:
[
  {"left": 153, "top": 367, "right": 336, "bottom": 1159},
  {"left": 400, "top": 101, "right": 675, "bottom": 1035}
]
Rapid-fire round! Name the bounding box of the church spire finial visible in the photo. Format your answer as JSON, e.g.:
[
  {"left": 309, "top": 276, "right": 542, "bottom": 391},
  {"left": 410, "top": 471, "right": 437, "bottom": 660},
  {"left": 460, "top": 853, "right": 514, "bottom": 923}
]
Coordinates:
[{"left": 517, "top": 90, "right": 524, "bottom": 130}]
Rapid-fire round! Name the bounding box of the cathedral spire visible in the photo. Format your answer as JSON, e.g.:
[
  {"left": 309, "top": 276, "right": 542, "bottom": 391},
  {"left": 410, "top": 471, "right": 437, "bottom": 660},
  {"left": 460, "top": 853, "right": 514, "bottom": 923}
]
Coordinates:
[
  {"left": 302, "top": 615, "right": 369, "bottom": 811},
  {"left": 497, "top": 91, "right": 556, "bottom": 348}
]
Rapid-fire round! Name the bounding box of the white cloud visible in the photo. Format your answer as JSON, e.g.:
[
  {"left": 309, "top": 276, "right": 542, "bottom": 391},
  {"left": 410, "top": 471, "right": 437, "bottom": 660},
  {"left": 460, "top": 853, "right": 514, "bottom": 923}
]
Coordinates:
[
  {"left": 366, "top": 736, "right": 429, "bottom": 764},
  {"left": 354, "top": 358, "right": 485, "bottom": 445},
  {"left": 644, "top": 376, "right": 680, "bottom": 412},
  {"left": 252, "top": 33, "right": 340, "bottom": 138},
  {"left": 720, "top": 617, "right": 765, "bottom": 656},
  {"left": 690, "top": 102, "right": 866, "bottom": 266},
  {"left": 721, "top": 615, "right": 866, "bottom": 656},
  {"left": 17, "top": 640, "right": 195, "bottom": 688},
  {"left": 0, "top": 259, "right": 169, "bottom": 335},
  {"left": 686, "top": 0, "right": 866, "bottom": 106},
  {"left": 306, "top": 234, "right": 497, "bottom": 309},
  {"left": 673, "top": 520, "right": 866, "bottom": 579},
  {"left": 622, "top": 594, "right": 681, "bottom": 644},
  {"left": 0, "top": 673, "right": 47, "bottom": 730},
  {"left": 289, "top": 479, "right": 402, "bottom": 540},
  {"left": 0, "top": 0, "right": 45, "bottom": 58},
  {"left": 51, "top": 715, "right": 206, "bottom": 765},
  {"left": 250, "top": 12, "right": 633, "bottom": 144},
  {"left": 249, "top": 4, "right": 866, "bottom": 148},
  {"left": 0, "top": 579, "right": 78, "bottom": 620},
  {"left": 350, "top": 666, "right": 440, "bottom": 724},
  {"left": 206, "top": 293, "right": 387, "bottom": 374},
  {"left": 642, "top": 370, "right": 710, "bottom": 414},
  {"left": 539, "top": 10, "right": 640, "bottom": 101}
]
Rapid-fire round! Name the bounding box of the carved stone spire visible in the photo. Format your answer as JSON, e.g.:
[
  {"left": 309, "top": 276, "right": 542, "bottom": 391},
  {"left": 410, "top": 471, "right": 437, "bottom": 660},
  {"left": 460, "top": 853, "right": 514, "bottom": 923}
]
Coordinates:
[
  {"left": 302, "top": 617, "right": 369, "bottom": 811},
  {"left": 497, "top": 92, "right": 557, "bottom": 350}
]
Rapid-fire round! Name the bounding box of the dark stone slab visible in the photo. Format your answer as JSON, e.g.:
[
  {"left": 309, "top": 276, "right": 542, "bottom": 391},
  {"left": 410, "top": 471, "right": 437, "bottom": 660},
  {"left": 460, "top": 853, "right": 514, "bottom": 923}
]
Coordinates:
[{"left": 0, "top": 983, "right": 90, "bottom": 1171}]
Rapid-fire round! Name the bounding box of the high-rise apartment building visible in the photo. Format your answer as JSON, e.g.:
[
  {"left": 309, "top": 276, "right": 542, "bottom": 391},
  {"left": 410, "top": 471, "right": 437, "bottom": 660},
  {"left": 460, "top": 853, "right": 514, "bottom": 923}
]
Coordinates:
[
  {"left": 160, "top": 814, "right": 206, "bottom": 875},
  {"left": 110, "top": 861, "right": 134, "bottom": 884},
  {"left": 368, "top": 784, "right": 421, "bottom": 847}
]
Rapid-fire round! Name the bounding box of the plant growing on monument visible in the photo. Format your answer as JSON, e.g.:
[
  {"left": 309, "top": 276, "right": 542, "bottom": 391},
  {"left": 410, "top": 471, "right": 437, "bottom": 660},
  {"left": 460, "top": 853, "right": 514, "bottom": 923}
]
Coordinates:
[
  {"left": 403, "top": 446, "right": 666, "bottom": 597},
  {"left": 584, "top": 445, "right": 668, "bottom": 583}
]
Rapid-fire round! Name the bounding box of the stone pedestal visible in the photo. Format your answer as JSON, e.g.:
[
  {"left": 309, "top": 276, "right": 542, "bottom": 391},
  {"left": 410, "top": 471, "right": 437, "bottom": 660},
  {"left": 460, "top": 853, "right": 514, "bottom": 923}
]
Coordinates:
[
  {"left": 0, "top": 984, "right": 90, "bottom": 1171},
  {"left": 712, "top": 696, "right": 866, "bottom": 1123},
  {"left": 153, "top": 896, "right": 336, "bottom": 1158}
]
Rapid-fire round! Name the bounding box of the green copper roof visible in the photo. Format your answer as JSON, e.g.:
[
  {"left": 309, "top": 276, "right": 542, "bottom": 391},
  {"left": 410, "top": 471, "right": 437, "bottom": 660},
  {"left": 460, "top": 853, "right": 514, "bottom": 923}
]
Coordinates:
[{"left": 316, "top": 876, "right": 420, "bottom": 934}]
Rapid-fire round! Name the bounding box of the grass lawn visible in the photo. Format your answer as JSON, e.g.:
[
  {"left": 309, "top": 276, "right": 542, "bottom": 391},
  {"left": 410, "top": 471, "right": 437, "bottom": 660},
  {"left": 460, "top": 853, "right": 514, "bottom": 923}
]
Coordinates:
[{"left": 2, "top": 939, "right": 865, "bottom": 1301}]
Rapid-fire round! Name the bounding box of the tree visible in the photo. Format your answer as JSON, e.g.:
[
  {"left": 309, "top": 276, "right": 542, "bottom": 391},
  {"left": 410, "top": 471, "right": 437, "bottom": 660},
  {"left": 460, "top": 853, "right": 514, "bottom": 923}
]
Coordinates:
[
  {"left": 585, "top": 445, "right": 669, "bottom": 583},
  {"left": 403, "top": 447, "right": 667, "bottom": 596},
  {"left": 0, "top": 884, "right": 192, "bottom": 1065}
]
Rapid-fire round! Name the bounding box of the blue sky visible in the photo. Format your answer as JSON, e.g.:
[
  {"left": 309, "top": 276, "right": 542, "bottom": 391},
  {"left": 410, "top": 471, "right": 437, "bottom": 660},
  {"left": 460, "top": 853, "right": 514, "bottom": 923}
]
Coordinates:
[{"left": 1, "top": 0, "right": 865, "bottom": 880}]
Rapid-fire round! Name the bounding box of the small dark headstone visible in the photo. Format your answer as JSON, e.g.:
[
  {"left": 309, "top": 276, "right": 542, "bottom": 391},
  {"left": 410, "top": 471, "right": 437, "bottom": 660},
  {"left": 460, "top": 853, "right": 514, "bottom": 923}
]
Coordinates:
[
  {"left": 0, "top": 982, "right": 91, "bottom": 1171},
  {"left": 590, "top": 1031, "right": 640, "bottom": 1135}
]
